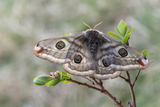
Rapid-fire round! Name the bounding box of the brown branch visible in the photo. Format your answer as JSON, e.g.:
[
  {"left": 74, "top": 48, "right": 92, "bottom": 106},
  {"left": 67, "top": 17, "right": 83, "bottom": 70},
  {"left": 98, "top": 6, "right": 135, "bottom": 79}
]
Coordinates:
[
  {"left": 132, "top": 70, "right": 141, "bottom": 87},
  {"left": 119, "top": 70, "right": 142, "bottom": 107},
  {"left": 128, "top": 102, "right": 132, "bottom": 107},
  {"left": 92, "top": 78, "right": 105, "bottom": 89},
  {"left": 99, "top": 80, "right": 103, "bottom": 86},
  {"left": 66, "top": 78, "right": 123, "bottom": 107},
  {"left": 66, "top": 70, "right": 141, "bottom": 107},
  {"left": 83, "top": 77, "right": 95, "bottom": 85},
  {"left": 119, "top": 75, "right": 127, "bottom": 81},
  {"left": 126, "top": 71, "right": 136, "bottom": 107}
]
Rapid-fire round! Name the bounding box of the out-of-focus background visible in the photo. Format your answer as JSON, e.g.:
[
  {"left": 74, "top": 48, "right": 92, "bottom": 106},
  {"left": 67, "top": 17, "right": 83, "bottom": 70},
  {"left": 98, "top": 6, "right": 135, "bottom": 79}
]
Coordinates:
[{"left": 0, "top": 0, "right": 159, "bottom": 107}]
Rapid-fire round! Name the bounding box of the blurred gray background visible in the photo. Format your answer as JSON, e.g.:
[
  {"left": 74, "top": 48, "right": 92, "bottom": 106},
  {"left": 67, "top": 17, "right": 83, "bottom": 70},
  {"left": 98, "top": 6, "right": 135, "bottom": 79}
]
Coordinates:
[{"left": 0, "top": 0, "right": 159, "bottom": 107}]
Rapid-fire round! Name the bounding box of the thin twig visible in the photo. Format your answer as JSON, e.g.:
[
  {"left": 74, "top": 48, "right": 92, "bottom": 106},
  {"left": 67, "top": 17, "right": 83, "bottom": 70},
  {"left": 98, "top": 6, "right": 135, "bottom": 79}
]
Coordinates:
[
  {"left": 126, "top": 71, "right": 136, "bottom": 107},
  {"left": 94, "top": 78, "right": 105, "bottom": 91},
  {"left": 92, "top": 78, "right": 99, "bottom": 84},
  {"left": 119, "top": 75, "right": 127, "bottom": 81},
  {"left": 66, "top": 78, "right": 123, "bottom": 107},
  {"left": 120, "top": 70, "right": 141, "bottom": 107},
  {"left": 128, "top": 102, "right": 132, "bottom": 107},
  {"left": 126, "top": 71, "right": 131, "bottom": 81},
  {"left": 132, "top": 70, "right": 141, "bottom": 87},
  {"left": 99, "top": 80, "right": 103, "bottom": 86},
  {"left": 67, "top": 70, "right": 141, "bottom": 107},
  {"left": 92, "top": 78, "right": 104, "bottom": 89},
  {"left": 83, "top": 77, "right": 95, "bottom": 85}
]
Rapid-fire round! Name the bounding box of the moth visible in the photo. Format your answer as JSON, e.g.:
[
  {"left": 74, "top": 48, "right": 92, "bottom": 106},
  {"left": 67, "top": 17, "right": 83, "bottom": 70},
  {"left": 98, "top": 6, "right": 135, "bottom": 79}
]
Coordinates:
[{"left": 33, "top": 25, "right": 149, "bottom": 80}]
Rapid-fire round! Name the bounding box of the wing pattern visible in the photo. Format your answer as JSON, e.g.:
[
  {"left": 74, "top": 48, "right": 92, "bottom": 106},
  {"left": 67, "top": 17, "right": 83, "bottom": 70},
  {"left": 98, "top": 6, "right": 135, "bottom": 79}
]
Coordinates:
[{"left": 33, "top": 29, "right": 149, "bottom": 80}]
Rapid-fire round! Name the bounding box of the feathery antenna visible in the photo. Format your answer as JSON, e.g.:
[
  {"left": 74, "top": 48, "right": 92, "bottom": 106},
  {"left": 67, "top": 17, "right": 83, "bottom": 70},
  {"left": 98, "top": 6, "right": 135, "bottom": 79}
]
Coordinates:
[
  {"left": 93, "top": 21, "right": 103, "bottom": 29},
  {"left": 83, "top": 22, "right": 92, "bottom": 29},
  {"left": 83, "top": 21, "right": 103, "bottom": 29}
]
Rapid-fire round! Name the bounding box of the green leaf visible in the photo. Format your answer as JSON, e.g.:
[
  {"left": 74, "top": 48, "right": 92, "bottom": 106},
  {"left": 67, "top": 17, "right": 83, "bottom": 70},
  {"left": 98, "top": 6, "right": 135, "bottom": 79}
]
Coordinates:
[
  {"left": 108, "top": 31, "right": 123, "bottom": 41},
  {"left": 33, "top": 76, "right": 52, "bottom": 86},
  {"left": 142, "top": 49, "right": 149, "bottom": 57},
  {"left": 33, "top": 75, "right": 61, "bottom": 87},
  {"left": 46, "top": 78, "right": 61, "bottom": 87},
  {"left": 37, "top": 75, "right": 52, "bottom": 82},
  {"left": 33, "top": 78, "right": 46, "bottom": 86},
  {"left": 57, "top": 71, "right": 73, "bottom": 84},
  {"left": 67, "top": 73, "right": 74, "bottom": 77},
  {"left": 123, "top": 33, "right": 130, "bottom": 44},
  {"left": 61, "top": 80, "right": 72, "bottom": 83},
  {"left": 115, "top": 28, "right": 121, "bottom": 35},
  {"left": 69, "top": 33, "right": 73, "bottom": 36},
  {"left": 64, "top": 33, "right": 73, "bottom": 36},
  {"left": 64, "top": 33, "right": 69, "bottom": 36},
  {"left": 58, "top": 71, "right": 70, "bottom": 81},
  {"left": 127, "top": 27, "right": 135, "bottom": 34},
  {"left": 118, "top": 20, "right": 127, "bottom": 37}
]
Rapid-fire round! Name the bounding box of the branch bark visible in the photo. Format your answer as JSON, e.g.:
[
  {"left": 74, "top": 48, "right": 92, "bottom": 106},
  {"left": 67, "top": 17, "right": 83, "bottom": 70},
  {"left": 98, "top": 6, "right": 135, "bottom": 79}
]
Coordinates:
[
  {"left": 66, "top": 78, "right": 124, "bottom": 107},
  {"left": 126, "top": 71, "right": 136, "bottom": 107},
  {"left": 66, "top": 70, "right": 141, "bottom": 107},
  {"left": 132, "top": 70, "right": 141, "bottom": 87}
]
